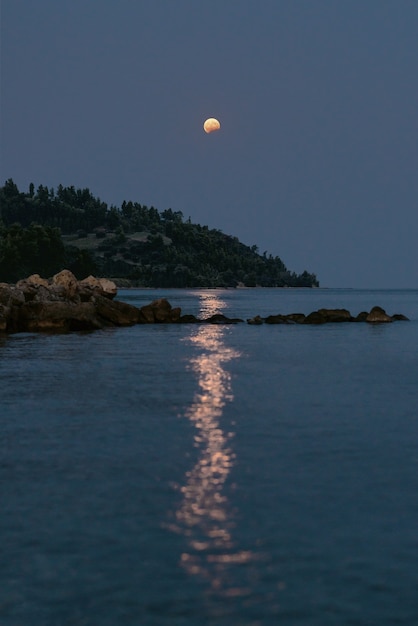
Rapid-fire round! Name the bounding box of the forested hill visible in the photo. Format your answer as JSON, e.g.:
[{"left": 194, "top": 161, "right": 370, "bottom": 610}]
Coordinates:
[{"left": 0, "top": 179, "right": 319, "bottom": 288}]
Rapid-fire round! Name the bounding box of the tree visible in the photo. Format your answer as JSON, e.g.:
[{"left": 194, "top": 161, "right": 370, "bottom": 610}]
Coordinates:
[{"left": 0, "top": 223, "right": 66, "bottom": 282}]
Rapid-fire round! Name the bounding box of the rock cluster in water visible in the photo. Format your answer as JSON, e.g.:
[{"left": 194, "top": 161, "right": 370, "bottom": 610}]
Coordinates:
[
  {"left": 0, "top": 270, "right": 409, "bottom": 333},
  {"left": 247, "top": 307, "right": 409, "bottom": 325}
]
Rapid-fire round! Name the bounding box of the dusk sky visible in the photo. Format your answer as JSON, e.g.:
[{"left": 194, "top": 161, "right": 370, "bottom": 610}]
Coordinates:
[{"left": 1, "top": 0, "right": 417, "bottom": 288}]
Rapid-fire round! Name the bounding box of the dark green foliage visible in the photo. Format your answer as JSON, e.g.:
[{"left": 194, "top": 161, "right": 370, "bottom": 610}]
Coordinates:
[
  {"left": 0, "top": 222, "right": 66, "bottom": 282},
  {"left": 0, "top": 179, "right": 319, "bottom": 287},
  {"left": 65, "top": 247, "right": 98, "bottom": 279}
]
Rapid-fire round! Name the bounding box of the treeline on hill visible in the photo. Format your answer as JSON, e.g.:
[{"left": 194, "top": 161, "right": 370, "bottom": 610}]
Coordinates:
[{"left": 0, "top": 179, "right": 319, "bottom": 288}]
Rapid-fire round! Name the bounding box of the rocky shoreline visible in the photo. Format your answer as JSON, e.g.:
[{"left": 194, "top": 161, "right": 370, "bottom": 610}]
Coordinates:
[{"left": 0, "top": 270, "right": 409, "bottom": 333}]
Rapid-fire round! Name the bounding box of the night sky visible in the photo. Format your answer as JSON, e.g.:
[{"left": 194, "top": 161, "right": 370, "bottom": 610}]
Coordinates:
[{"left": 1, "top": 0, "right": 417, "bottom": 287}]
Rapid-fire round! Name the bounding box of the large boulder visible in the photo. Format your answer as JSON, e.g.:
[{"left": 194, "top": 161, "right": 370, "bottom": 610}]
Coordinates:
[
  {"left": 52, "top": 270, "right": 80, "bottom": 301},
  {"left": 78, "top": 275, "right": 103, "bottom": 300},
  {"left": 94, "top": 295, "right": 142, "bottom": 326},
  {"left": 79, "top": 275, "right": 117, "bottom": 300},
  {"left": 366, "top": 306, "right": 393, "bottom": 323},
  {"left": 16, "top": 301, "right": 102, "bottom": 332},
  {"left": 98, "top": 278, "right": 117, "bottom": 299},
  {"left": 139, "top": 298, "right": 181, "bottom": 323}
]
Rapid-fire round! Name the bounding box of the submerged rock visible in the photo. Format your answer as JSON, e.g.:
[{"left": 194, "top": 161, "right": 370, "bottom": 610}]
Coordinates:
[{"left": 204, "top": 313, "right": 244, "bottom": 324}]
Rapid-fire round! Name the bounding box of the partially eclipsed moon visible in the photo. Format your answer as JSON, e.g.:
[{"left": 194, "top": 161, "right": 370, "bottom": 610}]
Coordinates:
[{"left": 203, "top": 118, "right": 221, "bottom": 133}]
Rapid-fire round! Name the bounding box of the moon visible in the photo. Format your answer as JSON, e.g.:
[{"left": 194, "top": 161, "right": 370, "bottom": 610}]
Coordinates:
[{"left": 203, "top": 118, "right": 221, "bottom": 134}]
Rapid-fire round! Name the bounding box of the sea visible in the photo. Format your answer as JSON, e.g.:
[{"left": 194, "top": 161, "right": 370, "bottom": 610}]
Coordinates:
[{"left": 1, "top": 288, "right": 418, "bottom": 626}]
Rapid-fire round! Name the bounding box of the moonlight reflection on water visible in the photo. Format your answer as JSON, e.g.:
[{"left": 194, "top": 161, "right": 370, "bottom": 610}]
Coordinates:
[{"left": 171, "top": 293, "right": 255, "bottom": 596}]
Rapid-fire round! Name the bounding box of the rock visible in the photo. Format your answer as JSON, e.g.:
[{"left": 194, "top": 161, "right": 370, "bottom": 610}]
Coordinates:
[
  {"left": 285, "top": 313, "right": 306, "bottom": 323},
  {"left": 171, "top": 307, "right": 182, "bottom": 322},
  {"left": 0, "top": 285, "right": 10, "bottom": 305},
  {"left": 354, "top": 311, "right": 369, "bottom": 322},
  {"left": 94, "top": 295, "right": 142, "bottom": 326},
  {"left": 52, "top": 270, "right": 80, "bottom": 301},
  {"left": 14, "top": 280, "right": 38, "bottom": 301},
  {"left": 392, "top": 313, "right": 409, "bottom": 321},
  {"left": 79, "top": 275, "right": 117, "bottom": 300},
  {"left": 247, "top": 315, "right": 264, "bottom": 325},
  {"left": 318, "top": 308, "right": 353, "bottom": 322},
  {"left": 15, "top": 274, "right": 49, "bottom": 295},
  {"left": 0, "top": 304, "right": 10, "bottom": 331},
  {"left": 0, "top": 284, "right": 25, "bottom": 307},
  {"left": 139, "top": 298, "right": 181, "bottom": 323},
  {"left": 304, "top": 308, "right": 353, "bottom": 324},
  {"left": 178, "top": 314, "right": 200, "bottom": 323},
  {"left": 304, "top": 311, "right": 328, "bottom": 324},
  {"left": 204, "top": 313, "right": 243, "bottom": 324},
  {"left": 25, "top": 273, "right": 50, "bottom": 287},
  {"left": 138, "top": 303, "right": 156, "bottom": 323},
  {"left": 98, "top": 278, "right": 117, "bottom": 299},
  {"left": 79, "top": 276, "right": 107, "bottom": 301},
  {"left": 264, "top": 314, "right": 290, "bottom": 324},
  {"left": 79, "top": 275, "right": 102, "bottom": 293},
  {"left": 366, "top": 306, "right": 393, "bottom": 323},
  {"left": 17, "top": 301, "right": 102, "bottom": 332},
  {"left": 0, "top": 272, "right": 131, "bottom": 332},
  {"left": 79, "top": 275, "right": 101, "bottom": 289},
  {"left": 152, "top": 298, "right": 173, "bottom": 322},
  {"left": 33, "top": 285, "right": 61, "bottom": 302}
]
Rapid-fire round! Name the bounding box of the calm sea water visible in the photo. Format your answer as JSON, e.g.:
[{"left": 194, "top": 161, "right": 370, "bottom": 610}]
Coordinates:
[{"left": 1, "top": 288, "right": 418, "bottom": 625}]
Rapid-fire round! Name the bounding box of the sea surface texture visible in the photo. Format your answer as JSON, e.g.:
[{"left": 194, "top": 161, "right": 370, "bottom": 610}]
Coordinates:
[{"left": 1, "top": 288, "right": 418, "bottom": 625}]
